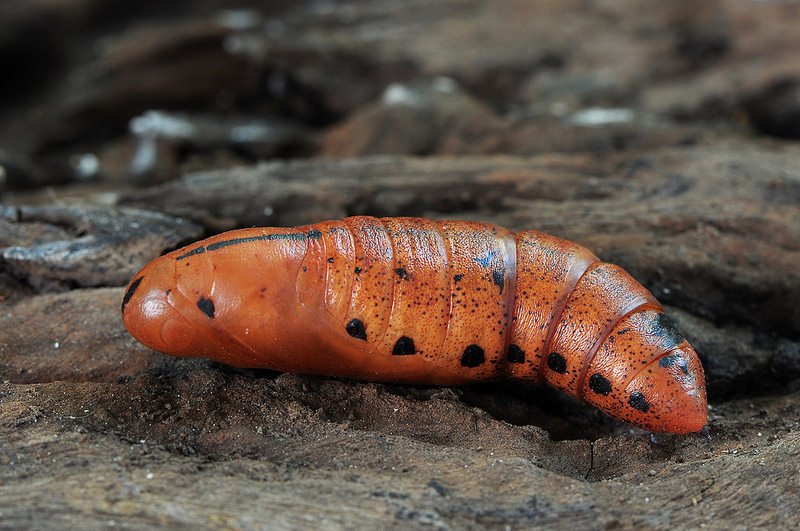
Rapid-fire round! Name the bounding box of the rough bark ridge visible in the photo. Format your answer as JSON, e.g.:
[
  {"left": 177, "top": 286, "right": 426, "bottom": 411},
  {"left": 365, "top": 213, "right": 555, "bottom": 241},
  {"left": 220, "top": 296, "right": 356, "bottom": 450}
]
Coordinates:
[{"left": 1, "top": 0, "right": 800, "bottom": 528}]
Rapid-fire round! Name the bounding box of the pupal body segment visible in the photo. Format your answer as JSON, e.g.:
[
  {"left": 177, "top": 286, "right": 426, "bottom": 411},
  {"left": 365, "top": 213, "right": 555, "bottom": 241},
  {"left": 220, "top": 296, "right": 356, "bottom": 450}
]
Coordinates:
[{"left": 122, "top": 216, "right": 707, "bottom": 434}]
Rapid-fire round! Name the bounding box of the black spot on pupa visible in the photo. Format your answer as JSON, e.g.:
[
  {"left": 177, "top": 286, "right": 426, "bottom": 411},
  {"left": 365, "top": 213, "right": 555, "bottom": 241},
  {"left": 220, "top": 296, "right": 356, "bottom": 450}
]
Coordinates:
[
  {"left": 588, "top": 374, "right": 612, "bottom": 395},
  {"left": 461, "top": 345, "right": 485, "bottom": 367},
  {"left": 346, "top": 318, "right": 367, "bottom": 340},
  {"left": 327, "top": 257, "right": 335, "bottom": 263},
  {"left": 507, "top": 344, "right": 525, "bottom": 363},
  {"left": 392, "top": 336, "right": 416, "bottom": 355},
  {"left": 354, "top": 267, "right": 362, "bottom": 274},
  {"left": 547, "top": 352, "right": 567, "bottom": 374},
  {"left": 659, "top": 355, "right": 675, "bottom": 368},
  {"left": 306, "top": 229, "right": 323, "bottom": 239},
  {"left": 196, "top": 297, "right": 215, "bottom": 319},
  {"left": 629, "top": 392, "right": 650, "bottom": 412},
  {"left": 453, "top": 274, "right": 463, "bottom": 282},
  {"left": 121, "top": 276, "right": 143, "bottom": 313},
  {"left": 492, "top": 270, "right": 505, "bottom": 293},
  {"left": 395, "top": 268, "right": 409, "bottom": 280}
]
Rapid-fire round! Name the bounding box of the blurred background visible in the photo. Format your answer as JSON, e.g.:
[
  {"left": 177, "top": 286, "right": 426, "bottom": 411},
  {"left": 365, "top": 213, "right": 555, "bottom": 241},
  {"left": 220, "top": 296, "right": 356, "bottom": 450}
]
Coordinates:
[
  {"left": 2, "top": 3, "right": 800, "bottom": 527},
  {"left": 1, "top": 0, "right": 798, "bottom": 192}
]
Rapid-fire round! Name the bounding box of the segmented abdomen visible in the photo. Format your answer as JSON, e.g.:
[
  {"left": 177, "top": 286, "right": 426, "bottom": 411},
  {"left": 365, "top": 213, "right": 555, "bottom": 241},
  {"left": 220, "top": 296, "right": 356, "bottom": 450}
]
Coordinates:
[
  {"left": 293, "top": 217, "right": 663, "bottom": 397},
  {"left": 296, "top": 217, "right": 516, "bottom": 383}
]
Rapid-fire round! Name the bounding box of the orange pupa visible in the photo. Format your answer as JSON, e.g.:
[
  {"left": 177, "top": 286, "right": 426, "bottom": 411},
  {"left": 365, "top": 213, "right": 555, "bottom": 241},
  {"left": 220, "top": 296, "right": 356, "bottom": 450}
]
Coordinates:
[{"left": 122, "top": 216, "right": 707, "bottom": 434}]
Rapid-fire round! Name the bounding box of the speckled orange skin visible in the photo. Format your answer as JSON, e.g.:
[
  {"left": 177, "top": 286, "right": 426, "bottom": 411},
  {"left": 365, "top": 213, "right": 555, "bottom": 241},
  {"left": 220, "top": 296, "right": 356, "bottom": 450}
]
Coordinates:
[{"left": 122, "top": 216, "right": 707, "bottom": 434}]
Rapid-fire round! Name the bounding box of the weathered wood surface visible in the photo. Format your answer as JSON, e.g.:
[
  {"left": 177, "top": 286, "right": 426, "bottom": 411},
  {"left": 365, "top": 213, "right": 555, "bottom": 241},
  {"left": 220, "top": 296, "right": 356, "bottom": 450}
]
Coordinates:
[
  {"left": 2, "top": 0, "right": 800, "bottom": 528},
  {"left": 0, "top": 205, "right": 201, "bottom": 290},
  {"left": 1, "top": 149, "right": 797, "bottom": 528}
]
